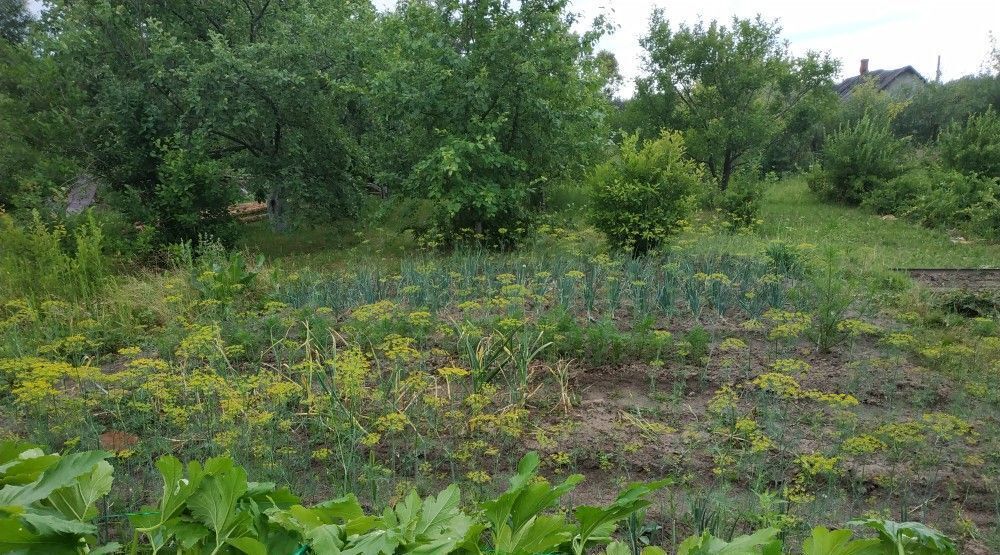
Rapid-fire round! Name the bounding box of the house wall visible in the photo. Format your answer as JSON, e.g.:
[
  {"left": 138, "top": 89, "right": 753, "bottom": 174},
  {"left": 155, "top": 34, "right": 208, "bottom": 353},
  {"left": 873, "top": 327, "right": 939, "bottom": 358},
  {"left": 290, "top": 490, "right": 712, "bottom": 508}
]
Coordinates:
[{"left": 885, "top": 73, "right": 925, "bottom": 97}]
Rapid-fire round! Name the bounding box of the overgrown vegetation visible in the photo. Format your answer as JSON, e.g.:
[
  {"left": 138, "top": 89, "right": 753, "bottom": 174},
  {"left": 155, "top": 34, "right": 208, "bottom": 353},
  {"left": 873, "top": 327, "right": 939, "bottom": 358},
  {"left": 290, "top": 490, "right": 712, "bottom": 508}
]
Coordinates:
[{"left": 3, "top": 2, "right": 1000, "bottom": 554}]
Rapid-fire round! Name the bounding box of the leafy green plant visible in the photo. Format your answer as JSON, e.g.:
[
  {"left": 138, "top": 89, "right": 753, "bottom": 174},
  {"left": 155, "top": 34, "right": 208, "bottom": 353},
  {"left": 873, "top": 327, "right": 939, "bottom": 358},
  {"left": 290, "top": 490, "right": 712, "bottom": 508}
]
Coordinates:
[
  {"left": 802, "top": 526, "right": 879, "bottom": 555},
  {"left": 939, "top": 107, "right": 1000, "bottom": 179},
  {"left": 130, "top": 455, "right": 299, "bottom": 555},
  {"left": 480, "top": 452, "right": 583, "bottom": 555},
  {"left": 270, "top": 484, "right": 478, "bottom": 555},
  {"left": 809, "top": 115, "right": 909, "bottom": 205},
  {"left": 676, "top": 528, "right": 780, "bottom": 555},
  {"left": 850, "top": 518, "right": 958, "bottom": 555},
  {"left": 589, "top": 131, "right": 703, "bottom": 256},
  {"left": 0, "top": 441, "right": 117, "bottom": 554}
]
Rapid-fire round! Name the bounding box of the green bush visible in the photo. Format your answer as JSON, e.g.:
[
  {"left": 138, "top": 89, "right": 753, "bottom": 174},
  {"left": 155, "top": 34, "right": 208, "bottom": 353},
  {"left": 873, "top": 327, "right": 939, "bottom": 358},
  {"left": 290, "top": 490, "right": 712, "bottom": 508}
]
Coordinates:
[
  {"left": 861, "top": 166, "right": 934, "bottom": 215},
  {"left": 589, "top": 131, "right": 702, "bottom": 255},
  {"left": 939, "top": 106, "right": 1000, "bottom": 179},
  {"left": 409, "top": 129, "right": 532, "bottom": 247},
  {"left": 716, "top": 171, "right": 766, "bottom": 231},
  {"left": 808, "top": 114, "right": 909, "bottom": 205},
  {"left": 864, "top": 166, "right": 1000, "bottom": 240},
  {"left": 0, "top": 210, "right": 107, "bottom": 302}
]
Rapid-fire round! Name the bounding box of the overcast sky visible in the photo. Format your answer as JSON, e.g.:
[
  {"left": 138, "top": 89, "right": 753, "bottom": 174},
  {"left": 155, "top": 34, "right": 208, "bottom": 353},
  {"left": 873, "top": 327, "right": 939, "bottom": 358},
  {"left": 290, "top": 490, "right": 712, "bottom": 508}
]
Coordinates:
[
  {"left": 29, "top": 0, "right": 998, "bottom": 97},
  {"left": 569, "top": 0, "right": 999, "bottom": 96}
]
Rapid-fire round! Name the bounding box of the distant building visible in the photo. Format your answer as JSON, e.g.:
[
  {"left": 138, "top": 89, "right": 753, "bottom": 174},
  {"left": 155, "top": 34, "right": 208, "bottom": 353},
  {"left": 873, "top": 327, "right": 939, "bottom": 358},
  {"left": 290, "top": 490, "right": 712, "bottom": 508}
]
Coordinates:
[{"left": 835, "top": 59, "right": 927, "bottom": 98}]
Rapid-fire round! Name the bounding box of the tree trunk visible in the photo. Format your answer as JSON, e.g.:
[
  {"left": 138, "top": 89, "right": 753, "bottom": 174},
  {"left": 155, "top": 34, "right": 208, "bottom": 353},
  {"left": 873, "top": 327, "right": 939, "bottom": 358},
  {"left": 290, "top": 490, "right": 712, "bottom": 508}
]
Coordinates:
[
  {"left": 720, "top": 152, "right": 736, "bottom": 191},
  {"left": 267, "top": 189, "right": 288, "bottom": 232}
]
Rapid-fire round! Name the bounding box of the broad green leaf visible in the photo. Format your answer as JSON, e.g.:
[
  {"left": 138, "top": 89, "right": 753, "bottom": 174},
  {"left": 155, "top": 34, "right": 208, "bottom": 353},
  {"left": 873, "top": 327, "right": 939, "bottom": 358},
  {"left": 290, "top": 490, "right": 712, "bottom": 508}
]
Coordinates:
[
  {"left": 165, "top": 519, "right": 211, "bottom": 549},
  {"left": 508, "top": 474, "right": 583, "bottom": 530},
  {"left": 0, "top": 451, "right": 110, "bottom": 507},
  {"left": 803, "top": 527, "right": 881, "bottom": 555},
  {"left": 393, "top": 489, "right": 423, "bottom": 537},
  {"left": 850, "top": 518, "right": 957, "bottom": 555},
  {"left": 0, "top": 517, "right": 80, "bottom": 554},
  {"left": 572, "top": 479, "right": 670, "bottom": 555},
  {"left": 226, "top": 536, "right": 268, "bottom": 555},
  {"left": 314, "top": 494, "right": 365, "bottom": 522},
  {"left": 0, "top": 454, "right": 59, "bottom": 487},
  {"left": 606, "top": 540, "right": 631, "bottom": 555},
  {"left": 47, "top": 460, "right": 114, "bottom": 521},
  {"left": 306, "top": 523, "right": 345, "bottom": 554},
  {"left": 504, "top": 514, "right": 573, "bottom": 555},
  {"left": 341, "top": 528, "right": 403, "bottom": 555},
  {"left": 19, "top": 512, "right": 96, "bottom": 536},
  {"left": 0, "top": 442, "right": 40, "bottom": 467},
  {"left": 415, "top": 484, "right": 460, "bottom": 538},
  {"left": 678, "top": 528, "right": 780, "bottom": 555},
  {"left": 186, "top": 457, "right": 249, "bottom": 543},
  {"left": 642, "top": 547, "right": 668, "bottom": 555}
]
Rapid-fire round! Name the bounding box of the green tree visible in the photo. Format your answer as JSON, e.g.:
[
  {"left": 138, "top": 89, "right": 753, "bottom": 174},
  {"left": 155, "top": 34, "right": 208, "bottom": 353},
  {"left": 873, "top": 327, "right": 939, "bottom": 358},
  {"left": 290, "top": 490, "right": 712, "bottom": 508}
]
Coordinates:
[
  {"left": 41, "top": 0, "right": 376, "bottom": 240},
  {"left": 640, "top": 13, "right": 838, "bottom": 189},
  {"left": 367, "top": 0, "right": 613, "bottom": 240},
  {"left": 0, "top": 0, "right": 31, "bottom": 44},
  {"left": 0, "top": 40, "right": 83, "bottom": 212}
]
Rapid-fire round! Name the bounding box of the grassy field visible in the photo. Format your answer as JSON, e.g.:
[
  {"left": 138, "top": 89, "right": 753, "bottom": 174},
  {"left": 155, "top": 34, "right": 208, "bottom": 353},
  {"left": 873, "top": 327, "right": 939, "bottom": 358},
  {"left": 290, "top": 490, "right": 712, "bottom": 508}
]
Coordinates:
[{"left": 2, "top": 180, "right": 999, "bottom": 553}]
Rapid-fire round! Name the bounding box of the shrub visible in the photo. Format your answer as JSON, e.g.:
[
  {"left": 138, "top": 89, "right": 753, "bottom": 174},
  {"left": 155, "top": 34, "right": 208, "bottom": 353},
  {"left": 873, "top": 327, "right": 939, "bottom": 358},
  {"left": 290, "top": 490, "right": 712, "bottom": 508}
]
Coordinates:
[
  {"left": 409, "top": 130, "right": 532, "bottom": 248},
  {"left": 939, "top": 106, "right": 1000, "bottom": 179},
  {"left": 864, "top": 166, "right": 1000, "bottom": 240},
  {"left": 902, "top": 169, "right": 1000, "bottom": 239},
  {"left": 589, "top": 131, "right": 702, "bottom": 255},
  {"left": 861, "top": 166, "right": 935, "bottom": 215},
  {"left": 716, "top": 171, "right": 766, "bottom": 231},
  {"left": 808, "top": 114, "right": 909, "bottom": 205},
  {"left": 0, "top": 210, "right": 107, "bottom": 301}
]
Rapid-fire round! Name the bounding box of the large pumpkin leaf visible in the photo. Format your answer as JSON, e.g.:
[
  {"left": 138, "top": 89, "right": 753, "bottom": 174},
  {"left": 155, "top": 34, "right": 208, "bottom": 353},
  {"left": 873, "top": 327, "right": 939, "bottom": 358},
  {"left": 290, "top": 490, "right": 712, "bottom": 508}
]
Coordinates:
[
  {"left": 46, "top": 460, "right": 114, "bottom": 521},
  {"left": 186, "top": 457, "right": 251, "bottom": 547},
  {"left": 0, "top": 451, "right": 110, "bottom": 508},
  {"left": 803, "top": 527, "right": 881, "bottom": 555}
]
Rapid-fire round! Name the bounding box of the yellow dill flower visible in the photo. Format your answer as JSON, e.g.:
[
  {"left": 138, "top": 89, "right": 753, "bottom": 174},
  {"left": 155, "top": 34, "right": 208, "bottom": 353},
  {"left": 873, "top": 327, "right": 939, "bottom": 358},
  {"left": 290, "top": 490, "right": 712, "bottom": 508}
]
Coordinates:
[
  {"left": 407, "top": 311, "right": 432, "bottom": 326},
  {"left": 351, "top": 300, "right": 397, "bottom": 322},
  {"left": 438, "top": 366, "right": 470, "bottom": 378},
  {"left": 841, "top": 435, "right": 886, "bottom": 456},
  {"left": 375, "top": 412, "right": 410, "bottom": 434},
  {"left": 921, "top": 412, "right": 973, "bottom": 441},
  {"left": 465, "top": 470, "right": 492, "bottom": 484},
  {"left": 708, "top": 384, "right": 739, "bottom": 414},
  {"left": 753, "top": 372, "right": 802, "bottom": 398},
  {"left": 875, "top": 421, "right": 926, "bottom": 446},
  {"left": 837, "top": 319, "right": 880, "bottom": 336},
  {"left": 795, "top": 453, "right": 840, "bottom": 476},
  {"left": 719, "top": 337, "right": 747, "bottom": 352},
  {"left": 360, "top": 433, "right": 381, "bottom": 447},
  {"left": 771, "top": 358, "right": 810, "bottom": 375}
]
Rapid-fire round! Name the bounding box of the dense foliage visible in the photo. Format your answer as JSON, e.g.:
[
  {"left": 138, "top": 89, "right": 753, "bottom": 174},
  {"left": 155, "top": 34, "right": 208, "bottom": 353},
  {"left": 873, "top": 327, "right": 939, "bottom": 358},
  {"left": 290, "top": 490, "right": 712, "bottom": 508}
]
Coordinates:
[
  {"left": 639, "top": 14, "right": 838, "bottom": 190},
  {"left": 938, "top": 107, "right": 1000, "bottom": 179},
  {"left": 807, "top": 115, "right": 908, "bottom": 205},
  {"left": 589, "top": 132, "right": 702, "bottom": 254},
  {"left": 0, "top": 0, "right": 612, "bottom": 248},
  {"left": 0, "top": 443, "right": 959, "bottom": 555}
]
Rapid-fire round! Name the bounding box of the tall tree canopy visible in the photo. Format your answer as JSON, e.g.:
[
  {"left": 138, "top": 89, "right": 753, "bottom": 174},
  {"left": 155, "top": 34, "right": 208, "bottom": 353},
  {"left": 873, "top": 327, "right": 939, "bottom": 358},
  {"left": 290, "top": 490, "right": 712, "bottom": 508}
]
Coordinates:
[
  {"left": 0, "top": 0, "right": 32, "bottom": 44},
  {"left": 640, "top": 13, "right": 838, "bottom": 188},
  {"left": 367, "top": 0, "right": 613, "bottom": 237},
  {"left": 39, "top": 0, "right": 376, "bottom": 240}
]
